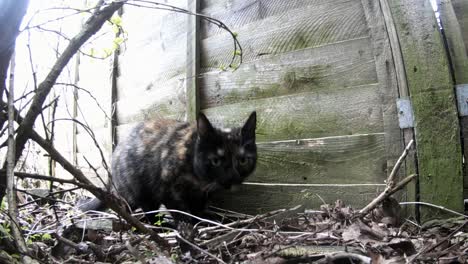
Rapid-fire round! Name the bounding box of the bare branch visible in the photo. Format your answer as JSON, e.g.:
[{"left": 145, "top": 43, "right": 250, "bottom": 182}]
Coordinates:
[{"left": 10, "top": 1, "right": 124, "bottom": 169}]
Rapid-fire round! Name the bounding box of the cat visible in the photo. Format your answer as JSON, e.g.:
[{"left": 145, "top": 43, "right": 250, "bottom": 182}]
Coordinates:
[{"left": 80, "top": 111, "right": 257, "bottom": 225}]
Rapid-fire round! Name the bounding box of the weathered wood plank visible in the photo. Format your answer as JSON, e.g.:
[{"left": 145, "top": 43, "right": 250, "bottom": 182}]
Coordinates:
[
  {"left": 204, "top": 84, "right": 384, "bottom": 142},
  {"left": 252, "top": 133, "right": 387, "bottom": 184},
  {"left": 200, "top": 0, "right": 332, "bottom": 38},
  {"left": 213, "top": 184, "right": 385, "bottom": 214},
  {"left": 390, "top": 0, "right": 464, "bottom": 218},
  {"left": 439, "top": 0, "right": 468, "bottom": 200},
  {"left": 118, "top": 2, "right": 187, "bottom": 99},
  {"left": 360, "top": 0, "right": 404, "bottom": 199},
  {"left": 185, "top": 0, "right": 200, "bottom": 121},
  {"left": 200, "top": 37, "right": 378, "bottom": 108},
  {"left": 439, "top": 0, "right": 468, "bottom": 84},
  {"left": 116, "top": 75, "right": 186, "bottom": 125},
  {"left": 379, "top": 0, "right": 418, "bottom": 216},
  {"left": 452, "top": 0, "right": 468, "bottom": 55},
  {"left": 201, "top": 0, "right": 369, "bottom": 69}
]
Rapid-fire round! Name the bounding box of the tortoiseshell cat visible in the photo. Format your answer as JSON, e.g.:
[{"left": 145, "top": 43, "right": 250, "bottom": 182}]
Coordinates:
[{"left": 80, "top": 112, "right": 257, "bottom": 224}]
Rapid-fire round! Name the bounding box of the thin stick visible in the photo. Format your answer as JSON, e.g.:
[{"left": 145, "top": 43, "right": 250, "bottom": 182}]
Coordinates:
[
  {"left": 387, "top": 139, "right": 414, "bottom": 186},
  {"left": 406, "top": 220, "right": 468, "bottom": 263},
  {"left": 6, "top": 51, "right": 31, "bottom": 260},
  {"left": 358, "top": 174, "right": 417, "bottom": 217},
  {"left": 399, "top": 201, "right": 468, "bottom": 218},
  {"left": 176, "top": 234, "right": 227, "bottom": 264}
]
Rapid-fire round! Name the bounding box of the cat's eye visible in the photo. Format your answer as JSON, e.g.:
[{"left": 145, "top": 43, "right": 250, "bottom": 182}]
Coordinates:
[
  {"left": 238, "top": 157, "right": 249, "bottom": 166},
  {"left": 210, "top": 157, "right": 221, "bottom": 167}
]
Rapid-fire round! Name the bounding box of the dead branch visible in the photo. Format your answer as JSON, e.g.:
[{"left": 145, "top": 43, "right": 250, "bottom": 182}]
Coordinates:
[
  {"left": 0, "top": 100, "right": 169, "bottom": 250},
  {"left": 26, "top": 130, "right": 170, "bottom": 249},
  {"left": 358, "top": 139, "right": 416, "bottom": 217},
  {"left": 6, "top": 50, "right": 37, "bottom": 264},
  {"left": 387, "top": 139, "right": 414, "bottom": 187},
  {"left": 8, "top": 0, "right": 124, "bottom": 172},
  {"left": 125, "top": 0, "right": 243, "bottom": 68},
  {"left": 406, "top": 220, "right": 468, "bottom": 263},
  {"left": 0, "top": 0, "right": 30, "bottom": 210}
]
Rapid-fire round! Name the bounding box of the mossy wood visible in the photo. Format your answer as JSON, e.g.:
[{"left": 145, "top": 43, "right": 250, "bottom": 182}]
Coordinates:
[
  {"left": 214, "top": 184, "right": 385, "bottom": 214},
  {"left": 389, "top": 0, "right": 463, "bottom": 218},
  {"left": 439, "top": 0, "right": 468, "bottom": 200},
  {"left": 112, "top": 0, "right": 463, "bottom": 215},
  {"left": 201, "top": 0, "right": 369, "bottom": 70}
]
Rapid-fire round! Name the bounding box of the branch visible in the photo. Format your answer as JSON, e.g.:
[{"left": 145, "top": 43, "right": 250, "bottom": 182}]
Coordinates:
[
  {"left": 0, "top": 101, "right": 169, "bottom": 251},
  {"left": 6, "top": 51, "right": 33, "bottom": 263},
  {"left": 358, "top": 139, "right": 417, "bottom": 217},
  {"left": 10, "top": 0, "right": 124, "bottom": 168}
]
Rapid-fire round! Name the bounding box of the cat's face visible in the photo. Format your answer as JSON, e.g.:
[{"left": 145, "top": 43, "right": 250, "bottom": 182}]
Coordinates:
[{"left": 193, "top": 112, "right": 257, "bottom": 190}]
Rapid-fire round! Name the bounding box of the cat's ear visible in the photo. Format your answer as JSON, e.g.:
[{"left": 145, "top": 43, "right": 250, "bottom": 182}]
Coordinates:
[
  {"left": 241, "top": 111, "right": 256, "bottom": 141},
  {"left": 197, "top": 113, "right": 215, "bottom": 138}
]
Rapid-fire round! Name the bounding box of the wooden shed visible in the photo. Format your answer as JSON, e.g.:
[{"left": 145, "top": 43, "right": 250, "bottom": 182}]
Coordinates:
[{"left": 74, "top": 0, "right": 467, "bottom": 219}]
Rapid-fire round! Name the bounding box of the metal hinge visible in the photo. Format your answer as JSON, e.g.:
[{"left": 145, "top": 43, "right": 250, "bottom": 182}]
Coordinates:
[
  {"left": 396, "top": 98, "right": 414, "bottom": 129},
  {"left": 456, "top": 84, "right": 468, "bottom": 117}
]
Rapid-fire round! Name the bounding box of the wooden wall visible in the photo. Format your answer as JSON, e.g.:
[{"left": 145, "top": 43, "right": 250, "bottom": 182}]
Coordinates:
[
  {"left": 197, "top": 0, "right": 402, "bottom": 213},
  {"left": 111, "top": 0, "right": 464, "bottom": 215}
]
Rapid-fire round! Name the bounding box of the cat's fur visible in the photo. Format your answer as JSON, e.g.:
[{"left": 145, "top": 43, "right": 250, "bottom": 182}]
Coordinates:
[{"left": 80, "top": 112, "right": 257, "bottom": 223}]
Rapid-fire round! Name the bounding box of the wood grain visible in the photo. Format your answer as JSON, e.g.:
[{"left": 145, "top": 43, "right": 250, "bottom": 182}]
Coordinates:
[
  {"left": 200, "top": 37, "right": 378, "bottom": 108},
  {"left": 439, "top": 0, "right": 468, "bottom": 199},
  {"left": 201, "top": 0, "right": 369, "bottom": 69},
  {"left": 203, "top": 84, "right": 384, "bottom": 142},
  {"left": 253, "top": 133, "right": 387, "bottom": 184},
  {"left": 451, "top": 0, "right": 468, "bottom": 55},
  {"left": 186, "top": 0, "right": 200, "bottom": 121},
  {"left": 212, "top": 184, "right": 385, "bottom": 214},
  {"left": 360, "top": 0, "right": 403, "bottom": 199},
  {"left": 117, "top": 3, "right": 187, "bottom": 99},
  {"left": 200, "top": 0, "right": 332, "bottom": 38},
  {"left": 116, "top": 75, "right": 186, "bottom": 125},
  {"left": 390, "top": 0, "right": 464, "bottom": 218}
]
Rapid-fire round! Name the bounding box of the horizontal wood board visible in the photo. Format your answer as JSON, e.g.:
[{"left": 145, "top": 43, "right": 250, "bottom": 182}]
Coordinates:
[
  {"left": 200, "top": 0, "right": 338, "bottom": 38},
  {"left": 203, "top": 84, "right": 384, "bottom": 142},
  {"left": 200, "top": 0, "right": 369, "bottom": 70},
  {"left": 117, "top": 1, "right": 188, "bottom": 99},
  {"left": 112, "top": 0, "right": 405, "bottom": 214},
  {"left": 200, "top": 37, "right": 378, "bottom": 108},
  {"left": 253, "top": 133, "right": 387, "bottom": 184},
  {"left": 212, "top": 184, "right": 385, "bottom": 214}
]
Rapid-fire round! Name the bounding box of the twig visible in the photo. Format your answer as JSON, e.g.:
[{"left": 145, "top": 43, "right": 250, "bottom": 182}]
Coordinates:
[
  {"left": 0, "top": 102, "right": 169, "bottom": 251},
  {"left": 56, "top": 82, "right": 111, "bottom": 121},
  {"left": 358, "top": 139, "right": 416, "bottom": 217},
  {"left": 50, "top": 118, "right": 111, "bottom": 181},
  {"left": 125, "top": 0, "right": 243, "bottom": 68},
  {"left": 406, "top": 220, "right": 468, "bottom": 263},
  {"left": 387, "top": 139, "right": 414, "bottom": 187},
  {"left": 9, "top": 0, "right": 123, "bottom": 171},
  {"left": 7, "top": 170, "right": 101, "bottom": 192},
  {"left": 399, "top": 201, "right": 468, "bottom": 218},
  {"left": 358, "top": 174, "right": 417, "bottom": 217},
  {"left": 6, "top": 51, "right": 33, "bottom": 262},
  {"left": 125, "top": 241, "right": 146, "bottom": 263},
  {"left": 175, "top": 234, "right": 227, "bottom": 264}
]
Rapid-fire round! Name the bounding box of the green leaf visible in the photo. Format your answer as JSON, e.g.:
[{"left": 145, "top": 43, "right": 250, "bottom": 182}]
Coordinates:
[{"left": 110, "top": 15, "right": 122, "bottom": 26}]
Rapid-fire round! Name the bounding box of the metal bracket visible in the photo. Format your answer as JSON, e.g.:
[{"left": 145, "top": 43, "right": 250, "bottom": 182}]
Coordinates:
[
  {"left": 396, "top": 98, "right": 414, "bottom": 129},
  {"left": 456, "top": 84, "right": 468, "bottom": 117}
]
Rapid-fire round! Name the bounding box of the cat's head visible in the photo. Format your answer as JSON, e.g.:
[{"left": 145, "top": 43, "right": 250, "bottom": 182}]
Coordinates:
[{"left": 193, "top": 112, "right": 257, "bottom": 190}]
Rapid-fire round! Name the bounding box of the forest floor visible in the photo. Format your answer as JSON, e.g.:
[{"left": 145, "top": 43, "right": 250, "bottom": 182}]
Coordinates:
[{"left": 1, "top": 191, "right": 467, "bottom": 264}]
